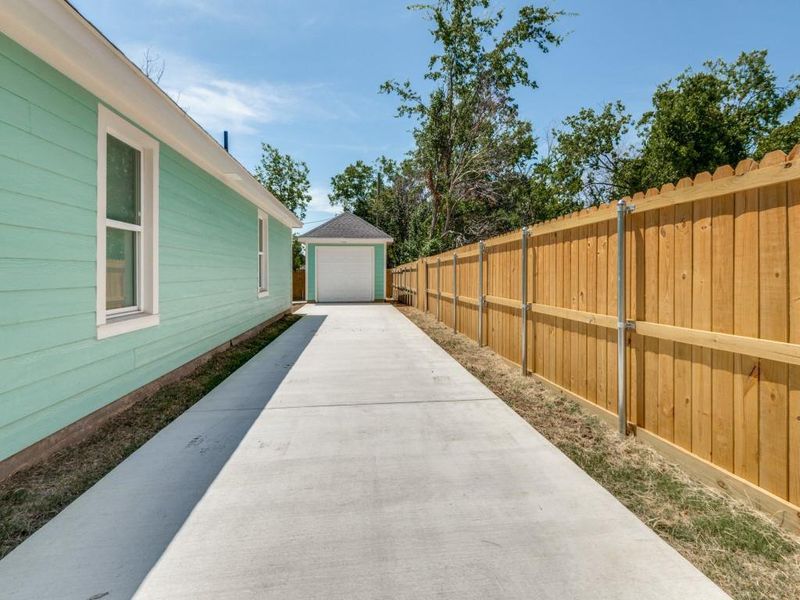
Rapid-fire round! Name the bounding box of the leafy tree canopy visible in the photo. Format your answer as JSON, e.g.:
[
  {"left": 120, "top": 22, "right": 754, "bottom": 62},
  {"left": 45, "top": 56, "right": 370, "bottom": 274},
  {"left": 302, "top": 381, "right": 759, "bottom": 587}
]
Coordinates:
[
  {"left": 254, "top": 143, "right": 312, "bottom": 220},
  {"left": 380, "top": 0, "right": 565, "bottom": 248},
  {"left": 632, "top": 50, "right": 799, "bottom": 190},
  {"left": 328, "top": 157, "right": 397, "bottom": 216}
]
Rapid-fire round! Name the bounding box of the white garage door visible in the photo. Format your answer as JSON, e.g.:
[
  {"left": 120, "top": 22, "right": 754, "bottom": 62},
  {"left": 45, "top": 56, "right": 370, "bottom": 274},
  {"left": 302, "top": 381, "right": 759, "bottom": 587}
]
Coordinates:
[{"left": 316, "top": 246, "right": 374, "bottom": 303}]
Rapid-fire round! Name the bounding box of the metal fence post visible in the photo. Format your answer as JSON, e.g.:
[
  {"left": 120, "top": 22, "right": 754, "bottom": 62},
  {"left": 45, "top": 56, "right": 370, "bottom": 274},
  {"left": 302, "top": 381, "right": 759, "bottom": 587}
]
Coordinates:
[
  {"left": 452, "top": 253, "right": 458, "bottom": 332},
  {"left": 520, "top": 227, "right": 529, "bottom": 376},
  {"left": 477, "top": 241, "right": 484, "bottom": 346},
  {"left": 437, "top": 256, "right": 442, "bottom": 322},
  {"left": 616, "top": 199, "right": 630, "bottom": 436}
]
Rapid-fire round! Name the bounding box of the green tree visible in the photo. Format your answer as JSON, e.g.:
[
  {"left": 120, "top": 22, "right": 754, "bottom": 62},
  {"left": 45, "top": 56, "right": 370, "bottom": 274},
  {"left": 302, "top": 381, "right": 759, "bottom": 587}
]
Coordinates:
[
  {"left": 381, "top": 0, "right": 564, "bottom": 248},
  {"left": 328, "top": 160, "right": 376, "bottom": 218},
  {"left": 254, "top": 143, "right": 312, "bottom": 220},
  {"left": 756, "top": 113, "right": 800, "bottom": 157},
  {"left": 328, "top": 157, "right": 427, "bottom": 264},
  {"left": 632, "top": 50, "right": 799, "bottom": 191},
  {"left": 291, "top": 236, "right": 304, "bottom": 271},
  {"left": 368, "top": 158, "right": 429, "bottom": 264},
  {"left": 545, "top": 101, "right": 637, "bottom": 206}
]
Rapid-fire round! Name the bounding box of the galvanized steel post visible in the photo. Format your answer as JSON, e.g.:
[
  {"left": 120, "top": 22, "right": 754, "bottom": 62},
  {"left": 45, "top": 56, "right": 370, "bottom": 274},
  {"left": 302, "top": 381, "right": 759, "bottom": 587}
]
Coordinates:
[
  {"left": 520, "top": 227, "right": 529, "bottom": 376},
  {"left": 616, "top": 200, "right": 628, "bottom": 436},
  {"left": 477, "top": 241, "right": 484, "bottom": 346}
]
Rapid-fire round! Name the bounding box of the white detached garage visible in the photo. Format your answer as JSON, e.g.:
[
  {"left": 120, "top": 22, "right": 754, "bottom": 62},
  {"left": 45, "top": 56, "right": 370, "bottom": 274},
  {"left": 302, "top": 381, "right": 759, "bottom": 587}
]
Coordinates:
[{"left": 299, "top": 213, "right": 393, "bottom": 303}]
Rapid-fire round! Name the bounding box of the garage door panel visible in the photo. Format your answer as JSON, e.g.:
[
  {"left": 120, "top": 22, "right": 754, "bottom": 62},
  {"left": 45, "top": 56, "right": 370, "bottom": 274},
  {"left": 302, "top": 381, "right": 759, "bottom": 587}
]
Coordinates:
[{"left": 317, "top": 246, "right": 373, "bottom": 303}]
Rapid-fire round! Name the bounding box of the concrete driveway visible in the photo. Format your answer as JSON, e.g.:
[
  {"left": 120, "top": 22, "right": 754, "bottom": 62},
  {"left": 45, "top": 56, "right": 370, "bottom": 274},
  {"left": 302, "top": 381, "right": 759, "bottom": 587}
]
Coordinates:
[{"left": 0, "top": 304, "right": 727, "bottom": 599}]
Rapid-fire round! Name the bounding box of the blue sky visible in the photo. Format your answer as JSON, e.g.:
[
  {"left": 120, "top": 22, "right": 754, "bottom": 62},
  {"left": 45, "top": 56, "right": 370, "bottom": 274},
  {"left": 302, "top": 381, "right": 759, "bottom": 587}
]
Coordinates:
[{"left": 72, "top": 0, "right": 800, "bottom": 232}]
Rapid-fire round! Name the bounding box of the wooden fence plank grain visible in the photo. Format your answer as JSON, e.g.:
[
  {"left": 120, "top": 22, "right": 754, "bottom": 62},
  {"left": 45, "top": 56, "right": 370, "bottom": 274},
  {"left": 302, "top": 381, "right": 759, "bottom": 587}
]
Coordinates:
[
  {"left": 596, "top": 220, "right": 608, "bottom": 408},
  {"left": 673, "top": 178, "right": 693, "bottom": 450},
  {"left": 630, "top": 208, "right": 646, "bottom": 427},
  {"left": 633, "top": 322, "right": 800, "bottom": 366},
  {"left": 658, "top": 194, "right": 676, "bottom": 440},
  {"left": 759, "top": 171, "right": 789, "bottom": 498},
  {"left": 578, "top": 226, "right": 588, "bottom": 400},
  {"left": 692, "top": 172, "right": 714, "bottom": 460},
  {"left": 733, "top": 159, "right": 760, "bottom": 484},
  {"left": 644, "top": 200, "right": 660, "bottom": 431},
  {"left": 548, "top": 233, "right": 557, "bottom": 382},
  {"left": 624, "top": 200, "right": 635, "bottom": 423},
  {"left": 535, "top": 236, "right": 545, "bottom": 378},
  {"left": 607, "top": 212, "right": 619, "bottom": 414},
  {"left": 571, "top": 226, "right": 580, "bottom": 394},
  {"left": 529, "top": 304, "right": 616, "bottom": 328},
  {"left": 587, "top": 223, "right": 598, "bottom": 405},
  {"left": 564, "top": 227, "right": 573, "bottom": 392},
  {"left": 711, "top": 166, "right": 736, "bottom": 471},
  {"left": 555, "top": 229, "right": 565, "bottom": 387},
  {"left": 789, "top": 177, "right": 800, "bottom": 505}
]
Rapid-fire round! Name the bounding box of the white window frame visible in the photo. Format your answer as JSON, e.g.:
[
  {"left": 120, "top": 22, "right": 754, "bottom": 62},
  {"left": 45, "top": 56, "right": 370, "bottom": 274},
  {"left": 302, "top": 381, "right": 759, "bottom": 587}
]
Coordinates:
[
  {"left": 257, "top": 210, "right": 269, "bottom": 298},
  {"left": 96, "top": 105, "right": 160, "bottom": 339}
]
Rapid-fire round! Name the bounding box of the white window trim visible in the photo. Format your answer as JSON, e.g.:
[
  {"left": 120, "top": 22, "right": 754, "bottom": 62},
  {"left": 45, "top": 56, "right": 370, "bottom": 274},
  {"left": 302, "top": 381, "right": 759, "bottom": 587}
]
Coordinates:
[
  {"left": 96, "top": 104, "right": 160, "bottom": 339},
  {"left": 257, "top": 210, "right": 269, "bottom": 298}
]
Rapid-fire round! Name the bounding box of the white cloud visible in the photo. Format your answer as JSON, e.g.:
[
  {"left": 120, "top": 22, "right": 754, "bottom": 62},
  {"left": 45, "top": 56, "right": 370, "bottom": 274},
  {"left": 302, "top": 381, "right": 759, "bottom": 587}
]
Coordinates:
[
  {"left": 297, "top": 188, "right": 339, "bottom": 233},
  {"left": 123, "top": 43, "right": 351, "bottom": 136},
  {"left": 307, "top": 187, "right": 339, "bottom": 216},
  {"left": 170, "top": 78, "right": 315, "bottom": 135},
  {"left": 145, "top": 0, "right": 245, "bottom": 21}
]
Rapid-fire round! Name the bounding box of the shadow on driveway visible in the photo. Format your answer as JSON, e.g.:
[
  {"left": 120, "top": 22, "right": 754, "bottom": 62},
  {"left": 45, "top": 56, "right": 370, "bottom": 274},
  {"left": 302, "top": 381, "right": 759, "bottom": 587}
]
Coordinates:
[{"left": 0, "top": 315, "right": 324, "bottom": 600}]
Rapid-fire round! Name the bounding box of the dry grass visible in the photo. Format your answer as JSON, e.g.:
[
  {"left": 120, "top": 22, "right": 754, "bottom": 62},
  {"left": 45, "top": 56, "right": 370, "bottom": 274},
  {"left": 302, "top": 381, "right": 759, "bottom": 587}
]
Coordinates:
[
  {"left": 398, "top": 305, "right": 800, "bottom": 600},
  {"left": 0, "top": 314, "right": 300, "bottom": 560}
]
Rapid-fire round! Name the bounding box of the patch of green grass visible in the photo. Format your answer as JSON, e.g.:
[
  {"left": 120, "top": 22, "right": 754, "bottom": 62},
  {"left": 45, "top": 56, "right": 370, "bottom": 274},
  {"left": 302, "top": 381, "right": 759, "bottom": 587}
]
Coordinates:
[{"left": 0, "top": 314, "right": 300, "bottom": 559}]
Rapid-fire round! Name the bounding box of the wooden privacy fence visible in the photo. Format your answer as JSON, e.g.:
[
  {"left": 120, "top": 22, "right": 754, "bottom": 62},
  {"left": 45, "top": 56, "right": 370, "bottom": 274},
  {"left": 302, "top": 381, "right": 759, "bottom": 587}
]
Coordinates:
[
  {"left": 392, "top": 147, "right": 800, "bottom": 525},
  {"left": 292, "top": 270, "right": 305, "bottom": 301}
]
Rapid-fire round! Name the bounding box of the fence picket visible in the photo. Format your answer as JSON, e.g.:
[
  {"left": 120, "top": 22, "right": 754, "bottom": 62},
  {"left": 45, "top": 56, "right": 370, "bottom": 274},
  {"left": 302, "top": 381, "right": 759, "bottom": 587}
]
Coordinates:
[
  {"left": 758, "top": 151, "right": 789, "bottom": 498},
  {"left": 672, "top": 180, "right": 693, "bottom": 450},
  {"left": 711, "top": 166, "right": 736, "bottom": 470},
  {"left": 692, "top": 172, "right": 713, "bottom": 460},
  {"left": 789, "top": 173, "right": 800, "bottom": 505},
  {"left": 658, "top": 189, "right": 675, "bottom": 439}
]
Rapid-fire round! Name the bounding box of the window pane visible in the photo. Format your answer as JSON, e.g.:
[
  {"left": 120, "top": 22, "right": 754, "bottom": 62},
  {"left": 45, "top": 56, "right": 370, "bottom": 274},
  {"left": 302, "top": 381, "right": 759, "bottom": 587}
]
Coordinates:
[
  {"left": 258, "top": 218, "right": 264, "bottom": 252},
  {"left": 106, "top": 134, "right": 140, "bottom": 224},
  {"left": 106, "top": 228, "right": 137, "bottom": 310}
]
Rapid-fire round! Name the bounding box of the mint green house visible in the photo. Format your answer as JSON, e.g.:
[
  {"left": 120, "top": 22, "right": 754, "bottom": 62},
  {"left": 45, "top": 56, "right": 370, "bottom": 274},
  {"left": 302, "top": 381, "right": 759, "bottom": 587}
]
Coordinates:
[
  {"left": 298, "top": 213, "right": 392, "bottom": 302},
  {"left": 0, "top": 2, "right": 302, "bottom": 472}
]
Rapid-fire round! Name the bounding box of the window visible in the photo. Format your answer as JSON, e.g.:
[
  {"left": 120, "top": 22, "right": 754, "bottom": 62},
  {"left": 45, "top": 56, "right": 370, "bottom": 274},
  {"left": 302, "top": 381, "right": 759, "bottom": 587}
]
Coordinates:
[
  {"left": 96, "top": 105, "right": 159, "bottom": 339},
  {"left": 258, "top": 211, "right": 269, "bottom": 297}
]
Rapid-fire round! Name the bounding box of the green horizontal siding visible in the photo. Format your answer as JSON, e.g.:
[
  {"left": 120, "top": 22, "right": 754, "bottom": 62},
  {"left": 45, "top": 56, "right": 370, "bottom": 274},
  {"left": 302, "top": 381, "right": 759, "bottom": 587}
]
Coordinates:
[
  {"left": 0, "top": 32, "right": 293, "bottom": 461},
  {"left": 305, "top": 243, "right": 385, "bottom": 301}
]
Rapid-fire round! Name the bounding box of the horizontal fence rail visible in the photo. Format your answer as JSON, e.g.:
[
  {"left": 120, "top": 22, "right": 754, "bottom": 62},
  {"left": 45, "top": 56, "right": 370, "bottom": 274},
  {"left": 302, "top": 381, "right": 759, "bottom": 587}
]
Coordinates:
[{"left": 392, "top": 147, "right": 800, "bottom": 523}]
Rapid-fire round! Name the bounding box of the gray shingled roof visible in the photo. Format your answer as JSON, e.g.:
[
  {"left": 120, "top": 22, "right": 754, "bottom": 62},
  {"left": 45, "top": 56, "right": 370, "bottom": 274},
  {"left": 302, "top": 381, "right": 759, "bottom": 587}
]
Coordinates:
[{"left": 298, "top": 212, "right": 393, "bottom": 242}]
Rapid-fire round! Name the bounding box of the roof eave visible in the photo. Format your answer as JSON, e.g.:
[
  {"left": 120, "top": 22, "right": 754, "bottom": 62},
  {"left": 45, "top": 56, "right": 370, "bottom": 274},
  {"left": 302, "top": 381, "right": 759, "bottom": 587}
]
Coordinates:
[
  {"left": 0, "top": 0, "right": 302, "bottom": 229},
  {"left": 298, "top": 237, "right": 394, "bottom": 244}
]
